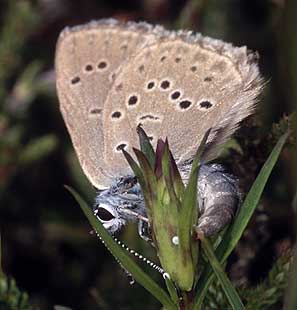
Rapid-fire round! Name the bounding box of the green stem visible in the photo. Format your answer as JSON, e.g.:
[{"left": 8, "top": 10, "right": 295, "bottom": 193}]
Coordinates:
[
  {"left": 180, "top": 290, "right": 195, "bottom": 310},
  {"left": 200, "top": 237, "right": 245, "bottom": 310}
]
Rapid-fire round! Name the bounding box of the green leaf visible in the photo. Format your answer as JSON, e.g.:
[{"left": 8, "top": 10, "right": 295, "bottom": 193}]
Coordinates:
[
  {"left": 152, "top": 140, "right": 183, "bottom": 288},
  {"left": 66, "top": 186, "right": 177, "bottom": 310},
  {"left": 168, "top": 149, "right": 185, "bottom": 198},
  {"left": 193, "top": 131, "right": 289, "bottom": 309},
  {"left": 163, "top": 273, "right": 180, "bottom": 306},
  {"left": 162, "top": 140, "right": 181, "bottom": 207},
  {"left": 178, "top": 129, "right": 211, "bottom": 261},
  {"left": 191, "top": 128, "right": 212, "bottom": 175},
  {"left": 137, "top": 125, "right": 156, "bottom": 168},
  {"left": 134, "top": 148, "right": 158, "bottom": 201},
  {"left": 154, "top": 139, "right": 166, "bottom": 179},
  {"left": 122, "top": 149, "right": 145, "bottom": 188},
  {"left": 200, "top": 236, "right": 245, "bottom": 310},
  {"left": 170, "top": 129, "right": 211, "bottom": 291}
]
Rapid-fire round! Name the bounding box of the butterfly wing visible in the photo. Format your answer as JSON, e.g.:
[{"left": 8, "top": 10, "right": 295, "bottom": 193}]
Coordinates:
[
  {"left": 102, "top": 31, "right": 263, "bottom": 178},
  {"left": 55, "top": 20, "right": 160, "bottom": 189}
]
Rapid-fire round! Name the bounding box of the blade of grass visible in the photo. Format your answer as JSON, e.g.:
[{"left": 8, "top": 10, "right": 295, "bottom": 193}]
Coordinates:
[
  {"left": 134, "top": 148, "right": 158, "bottom": 199},
  {"left": 162, "top": 140, "right": 181, "bottom": 207},
  {"left": 179, "top": 129, "right": 211, "bottom": 251},
  {"left": 66, "top": 186, "right": 177, "bottom": 310},
  {"left": 163, "top": 273, "right": 180, "bottom": 306},
  {"left": 137, "top": 125, "right": 156, "bottom": 168},
  {"left": 168, "top": 150, "right": 185, "bottom": 198},
  {"left": 122, "top": 149, "right": 145, "bottom": 188},
  {"left": 154, "top": 139, "right": 166, "bottom": 179},
  {"left": 200, "top": 236, "right": 245, "bottom": 310},
  {"left": 193, "top": 131, "right": 289, "bottom": 309}
]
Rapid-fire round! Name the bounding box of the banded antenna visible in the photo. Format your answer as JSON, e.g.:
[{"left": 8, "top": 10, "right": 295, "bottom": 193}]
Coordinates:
[{"left": 94, "top": 231, "right": 165, "bottom": 284}]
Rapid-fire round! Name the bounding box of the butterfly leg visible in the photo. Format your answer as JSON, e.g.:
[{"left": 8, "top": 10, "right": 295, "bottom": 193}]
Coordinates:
[{"left": 197, "top": 164, "right": 239, "bottom": 236}]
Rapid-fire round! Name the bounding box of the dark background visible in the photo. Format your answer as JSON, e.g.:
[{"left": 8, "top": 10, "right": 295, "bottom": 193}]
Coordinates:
[{"left": 0, "top": 0, "right": 296, "bottom": 309}]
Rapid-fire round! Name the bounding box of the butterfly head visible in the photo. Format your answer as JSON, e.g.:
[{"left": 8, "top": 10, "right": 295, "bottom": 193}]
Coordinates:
[{"left": 94, "top": 176, "right": 145, "bottom": 234}]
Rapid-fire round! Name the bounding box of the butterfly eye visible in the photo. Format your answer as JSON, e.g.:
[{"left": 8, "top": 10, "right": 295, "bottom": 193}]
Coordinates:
[{"left": 96, "top": 208, "right": 115, "bottom": 221}]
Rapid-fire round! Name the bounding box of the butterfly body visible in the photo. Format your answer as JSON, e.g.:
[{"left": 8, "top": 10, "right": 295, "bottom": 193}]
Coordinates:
[{"left": 94, "top": 163, "right": 239, "bottom": 239}]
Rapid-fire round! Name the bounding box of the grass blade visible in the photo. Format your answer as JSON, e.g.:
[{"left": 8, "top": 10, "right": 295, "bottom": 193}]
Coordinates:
[
  {"left": 133, "top": 148, "right": 158, "bottom": 200},
  {"left": 66, "top": 186, "right": 177, "bottom": 310},
  {"left": 200, "top": 236, "right": 245, "bottom": 310},
  {"left": 122, "top": 149, "right": 145, "bottom": 187},
  {"left": 137, "top": 125, "right": 156, "bottom": 168},
  {"left": 193, "top": 131, "right": 289, "bottom": 309},
  {"left": 163, "top": 273, "right": 180, "bottom": 306},
  {"left": 179, "top": 129, "right": 211, "bottom": 256},
  {"left": 162, "top": 140, "right": 181, "bottom": 206}
]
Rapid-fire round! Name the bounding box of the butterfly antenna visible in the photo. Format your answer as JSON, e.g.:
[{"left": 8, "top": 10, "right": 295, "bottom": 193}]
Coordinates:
[
  {"left": 113, "top": 236, "right": 165, "bottom": 275},
  {"left": 95, "top": 231, "right": 165, "bottom": 281}
]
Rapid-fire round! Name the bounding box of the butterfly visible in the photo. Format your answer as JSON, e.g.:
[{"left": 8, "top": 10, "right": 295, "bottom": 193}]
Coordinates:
[{"left": 55, "top": 19, "right": 263, "bottom": 241}]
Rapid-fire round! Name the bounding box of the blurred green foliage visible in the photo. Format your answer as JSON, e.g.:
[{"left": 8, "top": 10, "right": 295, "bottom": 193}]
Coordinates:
[
  {"left": 204, "top": 252, "right": 291, "bottom": 309},
  {"left": 0, "top": 276, "right": 31, "bottom": 310},
  {"left": 0, "top": 1, "right": 40, "bottom": 100}
]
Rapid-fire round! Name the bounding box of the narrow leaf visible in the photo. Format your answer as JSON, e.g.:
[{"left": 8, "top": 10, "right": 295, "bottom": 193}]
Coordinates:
[
  {"left": 193, "top": 131, "right": 289, "bottom": 309},
  {"left": 178, "top": 164, "right": 199, "bottom": 253},
  {"left": 162, "top": 140, "right": 180, "bottom": 206},
  {"left": 168, "top": 150, "right": 185, "bottom": 198},
  {"left": 122, "top": 149, "right": 145, "bottom": 188},
  {"left": 155, "top": 139, "right": 166, "bottom": 179},
  {"left": 134, "top": 148, "right": 158, "bottom": 198},
  {"left": 163, "top": 273, "right": 180, "bottom": 306},
  {"left": 200, "top": 236, "right": 245, "bottom": 310},
  {"left": 137, "top": 125, "right": 156, "bottom": 168},
  {"left": 66, "top": 186, "right": 177, "bottom": 310},
  {"left": 179, "top": 129, "right": 211, "bottom": 251},
  {"left": 190, "top": 128, "right": 212, "bottom": 174},
  {"left": 169, "top": 129, "right": 211, "bottom": 291}
]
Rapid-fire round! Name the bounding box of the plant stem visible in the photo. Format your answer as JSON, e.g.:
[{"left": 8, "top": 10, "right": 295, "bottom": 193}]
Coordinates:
[
  {"left": 180, "top": 290, "right": 194, "bottom": 310},
  {"left": 200, "top": 236, "right": 245, "bottom": 309}
]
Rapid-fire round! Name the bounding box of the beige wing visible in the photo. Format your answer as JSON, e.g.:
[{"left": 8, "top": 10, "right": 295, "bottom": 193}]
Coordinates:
[
  {"left": 55, "top": 19, "right": 161, "bottom": 189},
  {"left": 102, "top": 32, "right": 263, "bottom": 178}
]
